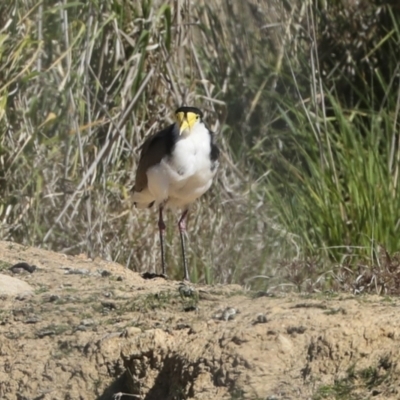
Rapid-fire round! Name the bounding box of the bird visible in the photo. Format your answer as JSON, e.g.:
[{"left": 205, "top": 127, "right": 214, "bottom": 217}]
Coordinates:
[{"left": 132, "top": 106, "right": 219, "bottom": 281}]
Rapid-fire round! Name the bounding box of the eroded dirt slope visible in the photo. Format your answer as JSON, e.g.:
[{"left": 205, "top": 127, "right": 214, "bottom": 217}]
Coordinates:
[{"left": 0, "top": 241, "right": 400, "bottom": 400}]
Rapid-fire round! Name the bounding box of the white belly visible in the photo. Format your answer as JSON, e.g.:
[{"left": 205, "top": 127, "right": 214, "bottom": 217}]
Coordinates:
[{"left": 167, "top": 167, "right": 215, "bottom": 207}]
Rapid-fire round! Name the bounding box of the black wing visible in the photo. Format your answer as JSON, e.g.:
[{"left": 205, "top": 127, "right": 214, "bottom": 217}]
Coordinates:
[{"left": 134, "top": 123, "right": 177, "bottom": 192}]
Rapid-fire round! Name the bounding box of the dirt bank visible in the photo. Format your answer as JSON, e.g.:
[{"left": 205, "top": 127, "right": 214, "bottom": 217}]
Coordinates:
[{"left": 0, "top": 241, "right": 399, "bottom": 400}]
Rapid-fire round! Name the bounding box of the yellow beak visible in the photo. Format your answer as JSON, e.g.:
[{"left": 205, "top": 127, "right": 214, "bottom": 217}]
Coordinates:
[
  {"left": 176, "top": 111, "right": 198, "bottom": 135},
  {"left": 179, "top": 119, "right": 190, "bottom": 135}
]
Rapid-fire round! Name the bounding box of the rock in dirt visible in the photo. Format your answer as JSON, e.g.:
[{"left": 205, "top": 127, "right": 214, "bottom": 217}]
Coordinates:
[{"left": 0, "top": 274, "right": 34, "bottom": 296}]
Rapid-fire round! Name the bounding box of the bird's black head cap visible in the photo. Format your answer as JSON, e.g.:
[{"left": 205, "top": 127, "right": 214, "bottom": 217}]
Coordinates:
[{"left": 175, "top": 106, "right": 203, "bottom": 119}]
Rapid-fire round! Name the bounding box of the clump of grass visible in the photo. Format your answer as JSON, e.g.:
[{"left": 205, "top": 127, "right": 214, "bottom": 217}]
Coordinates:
[
  {"left": 0, "top": 261, "right": 12, "bottom": 271},
  {"left": 126, "top": 291, "right": 175, "bottom": 313},
  {"left": 261, "top": 2, "right": 400, "bottom": 292},
  {"left": 314, "top": 356, "right": 395, "bottom": 400},
  {"left": 267, "top": 96, "right": 400, "bottom": 263}
]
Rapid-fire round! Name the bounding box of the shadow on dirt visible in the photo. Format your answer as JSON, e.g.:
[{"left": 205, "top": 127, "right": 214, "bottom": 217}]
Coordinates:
[{"left": 97, "top": 373, "right": 130, "bottom": 400}]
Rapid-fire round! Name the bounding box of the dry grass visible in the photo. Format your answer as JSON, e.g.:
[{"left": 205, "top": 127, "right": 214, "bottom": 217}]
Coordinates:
[
  {"left": 0, "top": 0, "right": 291, "bottom": 284},
  {"left": 2, "top": 0, "right": 400, "bottom": 292}
]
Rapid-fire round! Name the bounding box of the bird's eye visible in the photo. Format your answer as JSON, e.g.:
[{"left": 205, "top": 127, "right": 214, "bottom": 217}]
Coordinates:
[{"left": 196, "top": 115, "right": 199, "bottom": 120}]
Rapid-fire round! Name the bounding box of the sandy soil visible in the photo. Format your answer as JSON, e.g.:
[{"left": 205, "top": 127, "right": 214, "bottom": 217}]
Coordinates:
[{"left": 1, "top": 241, "right": 400, "bottom": 400}]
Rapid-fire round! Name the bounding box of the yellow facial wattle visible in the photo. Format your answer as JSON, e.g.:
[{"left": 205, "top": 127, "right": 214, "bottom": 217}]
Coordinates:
[{"left": 176, "top": 111, "right": 199, "bottom": 135}]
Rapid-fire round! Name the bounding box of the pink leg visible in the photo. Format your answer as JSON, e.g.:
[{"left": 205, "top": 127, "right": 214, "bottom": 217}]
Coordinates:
[
  {"left": 158, "top": 206, "right": 167, "bottom": 276},
  {"left": 178, "top": 209, "right": 190, "bottom": 281}
]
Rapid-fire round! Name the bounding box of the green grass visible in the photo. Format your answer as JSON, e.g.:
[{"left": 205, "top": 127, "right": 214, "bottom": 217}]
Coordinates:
[
  {"left": 267, "top": 98, "right": 400, "bottom": 262},
  {"left": 313, "top": 358, "right": 394, "bottom": 400},
  {"left": 0, "top": 261, "right": 11, "bottom": 271},
  {"left": 35, "top": 285, "right": 49, "bottom": 294}
]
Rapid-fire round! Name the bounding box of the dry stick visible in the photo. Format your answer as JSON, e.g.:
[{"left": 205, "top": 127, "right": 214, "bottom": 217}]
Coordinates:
[
  {"left": 82, "top": 11, "right": 96, "bottom": 251},
  {"left": 86, "top": 66, "right": 133, "bottom": 152},
  {"left": 392, "top": 82, "right": 400, "bottom": 194},
  {"left": 36, "top": 3, "right": 43, "bottom": 72},
  {"left": 307, "top": 2, "right": 328, "bottom": 170},
  {"left": 59, "top": 2, "right": 74, "bottom": 185},
  {"left": 163, "top": 45, "right": 182, "bottom": 105},
  {"left": 190, "top": 42, "right": 245, "bottom": 183},
  {"left": 190, "top": 42, "right": 213, "bottom": 109},
  {"left": 0, "top": 44, "right": 43, "bottom": 92},
  {"left": 43, "top": 68, "right": 154, "bottom": 242},
  {"left": 61, "top": 1, "right": 91, "bottom": 225},
  {"left": 246, "top": 4, "right": 297, "bottom": 125}
]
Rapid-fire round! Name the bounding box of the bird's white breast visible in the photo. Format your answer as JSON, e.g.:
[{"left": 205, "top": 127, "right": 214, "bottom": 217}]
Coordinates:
[
  {"left": 146, "top": 122, "right": 217, "bottom": 208},
  {"left": 171, "top": 123, "right": 212, "bottom": 179}
]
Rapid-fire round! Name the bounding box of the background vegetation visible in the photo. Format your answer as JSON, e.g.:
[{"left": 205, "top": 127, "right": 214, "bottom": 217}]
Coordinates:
[{"left": 1, "top": 0, "right": 400, "bottom": 293}]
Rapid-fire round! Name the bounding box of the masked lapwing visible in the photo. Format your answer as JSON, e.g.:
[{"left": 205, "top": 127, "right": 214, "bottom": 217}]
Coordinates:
[{"left": 132, "top": 106, "right": 219, "bottom": 281}]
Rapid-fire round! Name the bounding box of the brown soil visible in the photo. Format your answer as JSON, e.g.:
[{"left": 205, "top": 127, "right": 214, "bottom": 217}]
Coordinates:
[{"left": 1, "top": 241, "right": 400, "bottom": 400}]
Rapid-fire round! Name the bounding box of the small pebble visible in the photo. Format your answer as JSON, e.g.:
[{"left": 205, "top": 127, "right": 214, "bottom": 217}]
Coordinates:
[
  {"left": 253, "top": 313, "right": 268, "bottom": 324},
  {"left": 101, "top": 301, "right": 117, "bottom": 310},
  {"left": 24, "top": 316, "right": 40, "bottom": 324}
]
